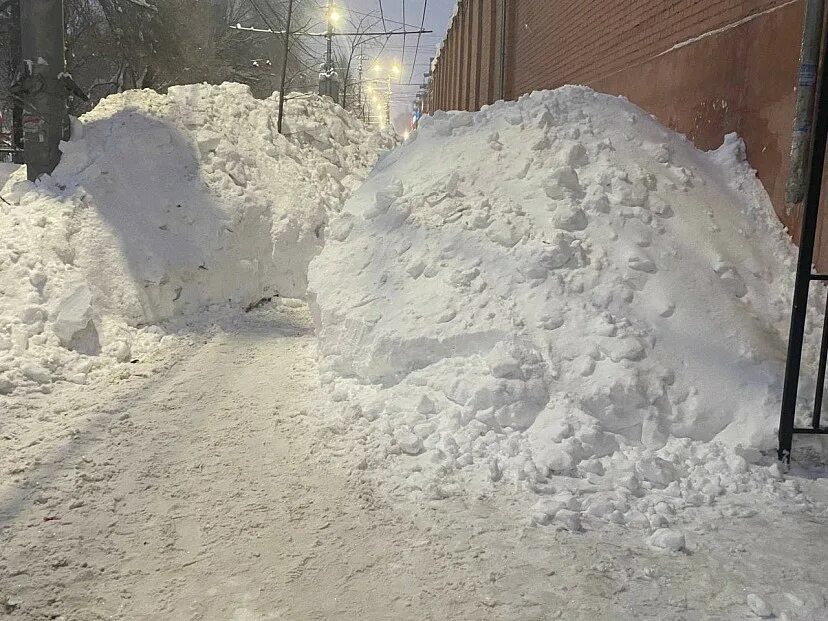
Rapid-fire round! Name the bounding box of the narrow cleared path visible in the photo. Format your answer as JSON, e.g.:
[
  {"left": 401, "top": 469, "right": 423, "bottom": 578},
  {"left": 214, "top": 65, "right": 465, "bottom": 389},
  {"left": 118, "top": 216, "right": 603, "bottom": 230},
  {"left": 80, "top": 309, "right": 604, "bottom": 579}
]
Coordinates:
[{"left": 0, "top": 304, "right": 491, "bottom": 620}]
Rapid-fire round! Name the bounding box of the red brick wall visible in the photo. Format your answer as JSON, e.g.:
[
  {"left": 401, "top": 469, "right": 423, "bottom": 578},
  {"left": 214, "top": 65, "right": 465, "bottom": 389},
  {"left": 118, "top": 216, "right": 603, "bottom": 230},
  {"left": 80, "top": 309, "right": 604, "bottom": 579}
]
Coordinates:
[
  {"left": 426, "top": 0, "right": 802, "bottom": 109},
  {"left": 461, "top": 3, "right": 473, "bottom": 109},
  {"left": 428, "top": 0, "right": 801, "bottom": 112},
  {"left": 507, "top": 1, "right": 793, "bottom": 95},
  {"left": 425, "top": 0, "right": 815, "bottom": 265},
  {"left": 479, "top": 0, "right": 497, "bottom": 105},
  {"left": 592, "top": 2, "right": 807, "bottom": 246}
]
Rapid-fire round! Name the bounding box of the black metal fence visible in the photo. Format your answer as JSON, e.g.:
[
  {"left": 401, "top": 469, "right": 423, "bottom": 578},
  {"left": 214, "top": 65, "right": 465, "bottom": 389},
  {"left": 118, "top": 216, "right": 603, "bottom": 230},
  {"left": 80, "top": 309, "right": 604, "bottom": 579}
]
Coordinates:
[
  {"left": 0, "top": 148, "right": 21, "bottom": 164},
  {"left": 778, "top": 12, "right": 828, "bottom": 461}
]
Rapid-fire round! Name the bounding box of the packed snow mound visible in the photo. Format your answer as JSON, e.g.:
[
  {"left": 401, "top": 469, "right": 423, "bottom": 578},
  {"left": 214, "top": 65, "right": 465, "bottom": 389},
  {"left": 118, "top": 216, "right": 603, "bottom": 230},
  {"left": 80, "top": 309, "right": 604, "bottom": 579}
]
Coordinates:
[
  {"left": 0, "top": 83, "right": 393, "bottom": 395},
  {"left": 309, "top": 87, "right": 811, "bottom": 527}
]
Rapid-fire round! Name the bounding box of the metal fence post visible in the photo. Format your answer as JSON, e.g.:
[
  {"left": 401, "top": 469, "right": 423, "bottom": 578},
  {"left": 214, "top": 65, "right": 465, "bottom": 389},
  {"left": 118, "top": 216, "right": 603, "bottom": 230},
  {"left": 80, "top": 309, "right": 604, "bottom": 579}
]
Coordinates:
[{"left": 778, "top": 6, "right": 828, "bottom": 461}]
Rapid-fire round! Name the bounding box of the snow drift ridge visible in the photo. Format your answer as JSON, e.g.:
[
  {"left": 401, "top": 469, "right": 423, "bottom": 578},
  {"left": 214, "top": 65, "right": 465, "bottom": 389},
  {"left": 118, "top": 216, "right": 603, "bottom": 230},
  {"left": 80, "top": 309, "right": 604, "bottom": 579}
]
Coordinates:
[{"left": 309, "top": 86, "right": 810, "bottom": 528}]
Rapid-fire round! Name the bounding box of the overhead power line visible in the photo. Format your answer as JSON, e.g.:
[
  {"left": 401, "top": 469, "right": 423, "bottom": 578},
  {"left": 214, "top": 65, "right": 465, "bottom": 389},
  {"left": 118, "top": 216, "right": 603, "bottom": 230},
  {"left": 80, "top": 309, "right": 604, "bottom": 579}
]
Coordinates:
[
  {"left": 408, "top": 0, "right": 428, "bottom": 84},
  {"left": 248, "top": 0, "right": 281, "bottom": 31},
  {"left": 230, "top": 24, "right": 431, "bottom": 37},
  {"left": 378, "top": 0, "right": 387, "bottom": 32},
  {"left": 401, "top": 1, "right": 406, "bottom": 78},
  {"left": 343, "top": 5, "right": 425, "bottom": 30}
]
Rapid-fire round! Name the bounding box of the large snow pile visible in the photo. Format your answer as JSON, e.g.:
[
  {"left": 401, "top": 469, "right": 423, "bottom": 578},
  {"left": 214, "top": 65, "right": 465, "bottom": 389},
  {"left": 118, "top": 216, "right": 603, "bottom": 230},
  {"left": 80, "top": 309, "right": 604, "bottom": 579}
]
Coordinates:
[
  {"left": 309, "top": 87, "right": 813, "bottom": 529},
  {"left": 0, "top": 83, "right": 393, "bottom": 395}
]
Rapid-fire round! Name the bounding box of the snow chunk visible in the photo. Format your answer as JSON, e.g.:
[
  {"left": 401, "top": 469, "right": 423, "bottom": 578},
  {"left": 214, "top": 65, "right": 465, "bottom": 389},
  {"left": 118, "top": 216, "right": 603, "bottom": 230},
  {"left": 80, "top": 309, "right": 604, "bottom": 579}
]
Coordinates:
[
  {"left": 52, "top": 284, "right": 94, "bottom": 348},
  {"left": 647, "top": 528, "right": 686, "bottom": 553},
  {"left": 746, "top": 594, "right": 773, "bottom": 618}
]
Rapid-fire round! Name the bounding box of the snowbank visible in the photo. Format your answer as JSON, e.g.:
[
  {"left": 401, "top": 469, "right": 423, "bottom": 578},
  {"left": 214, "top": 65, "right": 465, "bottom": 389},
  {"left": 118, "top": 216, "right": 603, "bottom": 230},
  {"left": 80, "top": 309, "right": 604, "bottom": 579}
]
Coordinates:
[
  {"left": 309, "top": 87, "right": 810, "bottom": 527},
  {"left": 0, "top": 83, "right": 393, "bottom": 395},
  {"left": 0, "top": 163, "right": 21, "bottom": 188}
]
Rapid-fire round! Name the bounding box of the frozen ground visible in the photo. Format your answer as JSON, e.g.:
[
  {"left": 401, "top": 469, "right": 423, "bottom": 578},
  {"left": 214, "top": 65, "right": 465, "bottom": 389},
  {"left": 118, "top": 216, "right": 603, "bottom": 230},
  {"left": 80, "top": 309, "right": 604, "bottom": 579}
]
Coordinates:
[{"left": 1, "top": 301, "right": 827, "bottom": 620}]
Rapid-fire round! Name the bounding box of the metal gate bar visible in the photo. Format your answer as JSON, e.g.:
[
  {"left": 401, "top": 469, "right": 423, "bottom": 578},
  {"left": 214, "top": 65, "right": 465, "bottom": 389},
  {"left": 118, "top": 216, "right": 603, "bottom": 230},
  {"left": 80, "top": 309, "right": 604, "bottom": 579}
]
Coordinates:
[{"left": 778, "top": 15, "right": 828, "bottom": 462}]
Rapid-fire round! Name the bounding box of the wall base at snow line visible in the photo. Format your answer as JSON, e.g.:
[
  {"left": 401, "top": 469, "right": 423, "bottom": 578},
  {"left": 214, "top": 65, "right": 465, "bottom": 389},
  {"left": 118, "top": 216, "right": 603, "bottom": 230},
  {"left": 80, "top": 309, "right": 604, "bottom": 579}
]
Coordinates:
[{"left": 590, "top": 0, "right": 820, "bottom": 266}]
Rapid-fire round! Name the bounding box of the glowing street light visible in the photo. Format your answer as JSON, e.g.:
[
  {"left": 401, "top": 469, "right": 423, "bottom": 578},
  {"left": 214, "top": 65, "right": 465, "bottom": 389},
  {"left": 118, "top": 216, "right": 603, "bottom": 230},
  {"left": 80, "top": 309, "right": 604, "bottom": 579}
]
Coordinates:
[
  {"left": 363, "top": 59, "right": 402, "bottom": 128},
  {"left": 327, "top": 6, "right": 341, "bottom": 24},
  {"left": 320, "top": 2, "right": 342, "bottom": 102}
]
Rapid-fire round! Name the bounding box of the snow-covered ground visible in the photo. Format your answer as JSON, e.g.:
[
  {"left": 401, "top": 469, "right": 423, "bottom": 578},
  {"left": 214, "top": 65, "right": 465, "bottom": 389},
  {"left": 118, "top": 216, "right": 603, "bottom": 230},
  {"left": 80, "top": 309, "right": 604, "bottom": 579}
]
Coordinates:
[
  {"left": 2, "top": 301, "right": 826, "bottom": 620},
  {"left": 1, "top": 84, "right": 827, "bottom": 619}
]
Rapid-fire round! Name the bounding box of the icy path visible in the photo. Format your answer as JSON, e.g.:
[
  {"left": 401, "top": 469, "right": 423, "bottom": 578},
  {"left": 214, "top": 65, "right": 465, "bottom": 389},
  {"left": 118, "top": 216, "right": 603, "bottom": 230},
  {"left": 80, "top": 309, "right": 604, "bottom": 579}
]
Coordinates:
[
  {"left": 0, "top": 304, "right": 492, "bottom": 619},
  {"left": 1, "top": 303, "right": 826, "bottom": 620}
]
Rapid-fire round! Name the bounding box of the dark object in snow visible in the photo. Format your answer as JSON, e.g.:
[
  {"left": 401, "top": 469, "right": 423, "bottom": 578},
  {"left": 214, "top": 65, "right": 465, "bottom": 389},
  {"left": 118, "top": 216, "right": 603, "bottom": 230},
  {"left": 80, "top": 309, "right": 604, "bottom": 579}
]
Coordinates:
[
  {"left": 245, "top": 296, "right": 275, "bottom": 312},
  {"left": 779, "top": 12, "right": 828, "bottom": 461}
]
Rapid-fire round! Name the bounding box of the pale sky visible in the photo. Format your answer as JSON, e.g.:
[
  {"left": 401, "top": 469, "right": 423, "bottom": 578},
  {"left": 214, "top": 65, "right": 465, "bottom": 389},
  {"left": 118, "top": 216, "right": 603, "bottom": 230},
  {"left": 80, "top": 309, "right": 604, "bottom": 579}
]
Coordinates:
[{"left": 339, "top": 1, "right": 457, "bottom": 116}]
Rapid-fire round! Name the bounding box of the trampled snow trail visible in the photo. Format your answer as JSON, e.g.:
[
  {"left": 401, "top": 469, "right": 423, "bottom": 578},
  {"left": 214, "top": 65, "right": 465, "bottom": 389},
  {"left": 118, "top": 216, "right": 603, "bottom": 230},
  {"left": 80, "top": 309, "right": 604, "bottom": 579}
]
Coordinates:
[
  {"left": 0, "top": 303, "right": 492, "bottom": 619},
  {"left": 0, "top": 300, "right": 486, "bottom": 619},
  {"left": 2, "top": 302, "right": 827, "bottom": 620}
]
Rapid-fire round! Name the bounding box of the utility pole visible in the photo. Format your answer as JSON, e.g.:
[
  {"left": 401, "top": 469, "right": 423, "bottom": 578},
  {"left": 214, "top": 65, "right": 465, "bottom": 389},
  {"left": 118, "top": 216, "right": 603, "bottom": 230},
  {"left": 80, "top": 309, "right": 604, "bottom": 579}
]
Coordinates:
[
  {"left": 367, "top": 60, "right": 399, "bottom": 130},
  {"left": 326, "top": 18, "right": 333, "bottom": 72},
  {"left": 385, "top": 73, "right": 392, "bottom": 128},
  {"left": 20, "top": 0, "right": 68, "bottom": 181},
  {"left": 9, "top": 0, "right": 23, "bottom": 163},
  {"left": 277, "top": 0, "right": 294, "bottom": 134},
  {"left": 319, "top": 2, "right": 341, "bottom": 104},
  {"left": 357, "top": 47, "right": 365, "bottom": 121},
  {"left": 387, "top": 62, "right": 400, "bottom": 129}
]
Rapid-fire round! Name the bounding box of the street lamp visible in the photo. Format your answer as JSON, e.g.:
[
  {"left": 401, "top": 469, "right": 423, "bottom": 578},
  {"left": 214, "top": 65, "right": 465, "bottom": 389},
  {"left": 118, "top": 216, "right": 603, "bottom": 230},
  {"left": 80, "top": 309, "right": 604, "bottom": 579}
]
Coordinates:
[
  {"left": 364, "top": 59, "right": 401, "bottom": 129},
  {"left": 327, "top": 5, "right": 341, "bottom": 24},
  {"left": 320, "top": 2, "right": 341, "bottom": 104},
  {"left": 384, "top": 60, "right": 401, "bottom": 128}
]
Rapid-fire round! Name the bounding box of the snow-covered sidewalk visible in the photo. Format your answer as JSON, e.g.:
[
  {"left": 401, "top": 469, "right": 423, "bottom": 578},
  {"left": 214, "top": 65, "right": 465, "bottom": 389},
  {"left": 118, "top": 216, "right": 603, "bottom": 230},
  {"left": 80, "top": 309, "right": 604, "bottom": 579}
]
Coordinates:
[
  {"left": 1, "top": 302, "right": 488, "bottom": 619},
  {"left": 2, "top": 302, "right": 826, "bottom": 620}
]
